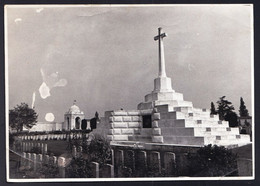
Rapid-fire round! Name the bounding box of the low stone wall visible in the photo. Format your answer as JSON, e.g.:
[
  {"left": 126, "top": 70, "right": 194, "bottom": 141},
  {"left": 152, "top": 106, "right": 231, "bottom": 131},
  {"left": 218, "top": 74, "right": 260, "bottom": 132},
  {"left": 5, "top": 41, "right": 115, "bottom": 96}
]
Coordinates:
[
  {"left": 16, "top": 132, "right": 90, "bottom": 141},
  {"left": 12, "top": 141, "right": 48, "bottom": 155}
]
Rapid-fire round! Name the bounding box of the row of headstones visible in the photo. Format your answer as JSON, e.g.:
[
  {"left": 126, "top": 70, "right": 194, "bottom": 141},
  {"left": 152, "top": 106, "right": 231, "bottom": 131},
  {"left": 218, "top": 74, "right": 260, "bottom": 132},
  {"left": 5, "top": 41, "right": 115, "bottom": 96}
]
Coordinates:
[
  {"left": 18, "top": 142, "right": 48, "bottom": 154},
  {"left": 20, "top": 152, "right": 114, "bottom": 178},
  {"left": 18, "top": 133, "right": 89, "bottom": 141},
  {"left": 114, "top": 149, "right": 188, "bottom": 176},
  {"left": 58, "top": 156, "right": 115, "bottom": 178},
  {"left": 20, "top": 152, "right": 57, "bottom": 173}
]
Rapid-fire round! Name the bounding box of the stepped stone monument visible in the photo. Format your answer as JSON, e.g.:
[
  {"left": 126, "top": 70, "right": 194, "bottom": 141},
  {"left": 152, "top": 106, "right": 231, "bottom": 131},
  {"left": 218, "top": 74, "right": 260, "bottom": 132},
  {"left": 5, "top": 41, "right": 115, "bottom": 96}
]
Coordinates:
[{"left": 97, "top": 28, "right": 251, "bottom": 148}]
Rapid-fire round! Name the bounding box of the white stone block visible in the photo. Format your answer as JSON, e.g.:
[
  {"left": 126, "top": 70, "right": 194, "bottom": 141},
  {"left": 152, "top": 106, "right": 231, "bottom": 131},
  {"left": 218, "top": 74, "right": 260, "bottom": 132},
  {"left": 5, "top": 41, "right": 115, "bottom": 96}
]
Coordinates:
[
  {"left": 140, "top": 109, "right": 153, "bottom": 115},
  {"left": 37, "top": 154, "right": 43, "bottom": 162},
  {"left": 113, "top": 111, "right": 128, "bottom": 116},
  {"left": 127, "top": 111, "right": 140, "bottom": 115},
  {"left": 113, "top": 129, "right": 122, "bottom": 134},
  {"left": 113, "top": 116, "right": 123, "bottom": 122},
  {"left": 138, "top": 102, "right": 153, "bottom": 110},
  {"left": 121, "top": 129, "right": 134, "bottom": 134},
  {"left": 152, "top": 136, "right": 164, "bottom": 143},
  {"left": 152, "top": 128, "right": 161, "bottom": 135},
  {"left": 128, "top": 122, "right": 140, "bottom": 128},
  {"left": 113, "top": 135, "right": 129, "bottom": 141},
  {"left": 153, "top": 113, "right": 160, "bottom": 120},
  {"left": 58, "top": 157, "right": 66, "bottom": 167},
  {"left": 152, "top": 121, "right": 159, "bottom": 128},
  {"left": 112, "top": 122, "right": 128, "bottom": 128},
  {"left": 132, "top": 116, "right": 141, "bottom": 122},
  {"left": 123, "top": 116, "right": 132, "bottom": 122}
]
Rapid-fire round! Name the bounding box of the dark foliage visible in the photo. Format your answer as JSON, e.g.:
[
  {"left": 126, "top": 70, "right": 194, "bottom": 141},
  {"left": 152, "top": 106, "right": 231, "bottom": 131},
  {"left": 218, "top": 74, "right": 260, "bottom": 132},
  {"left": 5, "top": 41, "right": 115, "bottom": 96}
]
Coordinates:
[
  {"left": 90, "top": 118, "right": 97, "bottom": 130},
  {"left": 39, "top": 160, "right": 59, "bottom": 178},
  {"left": 239, "top": 97, "right": 249, "bottom": 117},
  {"left": 30, "top": 147, "right": 42, "bottom": 154},
  {"left": 240, "top": 129, "right": 247, "bottom": 134},
  {"left": 9, "top": 103, "right": 38, "bottom": 132},
  {"left": 225, "top": 112, "right": 239, "bottom": 127},
  {"left": 82, "top": 134, "right": 112, "bottom": 167},
  {"left": 66, "top": 157, "right": 93, "bottom": 178},
  {"left": 217, "top": 96, "right": 238, "bottom": 127},
  {"left": 66, "top": 133, "right": 112, "bottom": 178},
  {"left": 210, "top": 102, "right": 217, "bottom": 115},
  {"left": 187, "top": 144, "right": 238, "bottom": 177},
  {"left": 9, "top": 133, "right": 15, "bottom": 146}
]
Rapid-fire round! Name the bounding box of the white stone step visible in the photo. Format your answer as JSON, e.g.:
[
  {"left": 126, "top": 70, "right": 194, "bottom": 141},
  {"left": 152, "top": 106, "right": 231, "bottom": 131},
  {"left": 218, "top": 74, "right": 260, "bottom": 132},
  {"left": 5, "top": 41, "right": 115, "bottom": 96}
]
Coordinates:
[
  {"left": 145, "top": 91, "right": 184, "bottom": 102},
  {"left": 173, "top": 106, "right": 193, "bottom": 113},
  {"left": 158, "top": 119, "right": 229, "bottom": 128},
  {"left": 155, "top": 100, "right": 193, "bottom": 108},
  {"left": 185, "top": 119, "right": 229, "bottom": 128},
  {"left": 204, "top": 134, "right": 250, "bottom": 145},
  {"left": 159, "top": 126, "right": 240, "bottom": 137},
  {"left": 194, "top": 127, "right": 239, "bottom": 136}
]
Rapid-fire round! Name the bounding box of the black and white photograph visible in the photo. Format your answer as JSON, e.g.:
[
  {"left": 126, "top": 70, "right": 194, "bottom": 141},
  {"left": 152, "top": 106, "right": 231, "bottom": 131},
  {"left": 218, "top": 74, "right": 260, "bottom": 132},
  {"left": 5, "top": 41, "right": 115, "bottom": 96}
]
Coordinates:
[{"left": 5, "top": 4, "right": 254, "bottom": 181}]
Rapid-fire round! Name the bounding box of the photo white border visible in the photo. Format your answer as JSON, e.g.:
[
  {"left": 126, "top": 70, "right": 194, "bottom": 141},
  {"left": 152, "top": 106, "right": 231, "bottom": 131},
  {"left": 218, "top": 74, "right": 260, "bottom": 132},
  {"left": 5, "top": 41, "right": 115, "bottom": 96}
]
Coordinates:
[{"left": 5, "top": 4, "right": 255, "bottom": 182}]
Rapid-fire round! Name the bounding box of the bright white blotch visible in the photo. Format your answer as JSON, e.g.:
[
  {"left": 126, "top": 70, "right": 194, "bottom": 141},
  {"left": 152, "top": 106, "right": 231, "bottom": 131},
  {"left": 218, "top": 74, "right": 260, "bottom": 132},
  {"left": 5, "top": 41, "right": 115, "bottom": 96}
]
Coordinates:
[
  {"left": 14, "top": 18, "right": 22, "bottom": 24},
  {"left": 39, "top": 82, "right": 50, "bottom": 99},
  {"left": 54, "top": 79, "right": 68, "bottom": 87},
  {"left": 36, "top": 8, "right": 44, "bottom": 13},
  {"left": 45, "top": 113, "right": 55, "bottom": 122}
]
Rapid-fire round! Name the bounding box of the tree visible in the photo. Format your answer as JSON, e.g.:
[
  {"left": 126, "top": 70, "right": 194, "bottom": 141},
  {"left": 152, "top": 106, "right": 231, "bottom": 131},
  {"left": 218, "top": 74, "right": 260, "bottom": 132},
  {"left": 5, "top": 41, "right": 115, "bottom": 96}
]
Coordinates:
[
  {"left": 9, "top": 103, "right": 38, "bottom": 132},
  {"left": 217, "top": 96, "right": 234, "bottom": 120},
  {"left": 239, "top": 97, "right": 249, "bottom": 117},
  {"left": 217, "top": 96, "right": 238, "bottom": 127},
  {"left": 225, "top": 112, "right": 238, "bottom": 127},
  {"left": 210, "top": 102, "right": 217, "bottom": 115}
]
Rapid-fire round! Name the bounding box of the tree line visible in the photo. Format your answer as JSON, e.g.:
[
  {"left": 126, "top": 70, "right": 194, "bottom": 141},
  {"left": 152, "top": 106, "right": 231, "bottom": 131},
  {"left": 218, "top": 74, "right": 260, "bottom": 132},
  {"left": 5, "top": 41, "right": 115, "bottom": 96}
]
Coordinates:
[{"left": 210, "top": 96, "right": 250, "bottom": 127}]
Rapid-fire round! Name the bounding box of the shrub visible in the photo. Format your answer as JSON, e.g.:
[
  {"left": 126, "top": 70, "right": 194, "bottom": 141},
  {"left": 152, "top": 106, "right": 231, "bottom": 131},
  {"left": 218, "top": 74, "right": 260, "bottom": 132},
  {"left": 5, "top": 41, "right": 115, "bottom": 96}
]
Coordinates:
[
  {"left": 188, "top": 144, "right": 238, "bottom": 176},
  {"left": 83, "top": 134, "right": 111, "bottom": 167}
]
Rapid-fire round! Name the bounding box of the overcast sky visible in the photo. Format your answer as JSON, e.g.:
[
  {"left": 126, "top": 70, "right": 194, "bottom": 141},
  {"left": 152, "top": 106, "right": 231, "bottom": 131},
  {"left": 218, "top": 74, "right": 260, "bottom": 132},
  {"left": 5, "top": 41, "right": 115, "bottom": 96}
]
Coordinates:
[{"left": 6, "top": 5, "right": 253, "bottom": 122}]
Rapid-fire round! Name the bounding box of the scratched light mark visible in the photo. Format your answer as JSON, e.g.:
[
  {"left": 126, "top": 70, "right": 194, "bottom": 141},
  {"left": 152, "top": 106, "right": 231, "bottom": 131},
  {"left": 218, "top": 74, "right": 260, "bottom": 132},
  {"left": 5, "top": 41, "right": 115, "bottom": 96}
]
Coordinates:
[
  {"left": 36, "top": 8, "right": 44, "bottom": 13},
  {"left": 14, "top": 18, "right": 22, "bottom": 24},
  {"left": 31, "top": 91, "right": 36, "bottom": 108}
]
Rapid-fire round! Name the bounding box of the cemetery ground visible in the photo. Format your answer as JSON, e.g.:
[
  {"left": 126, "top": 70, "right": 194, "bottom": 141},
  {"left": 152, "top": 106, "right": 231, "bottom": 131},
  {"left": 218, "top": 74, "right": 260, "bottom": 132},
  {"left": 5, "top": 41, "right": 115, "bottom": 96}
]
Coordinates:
[
  {"left": 9, "top": 140, "right": 70, "bottom": 178},
  {"left": 8, "top": 131, "right": 253, "bottom": 179}
]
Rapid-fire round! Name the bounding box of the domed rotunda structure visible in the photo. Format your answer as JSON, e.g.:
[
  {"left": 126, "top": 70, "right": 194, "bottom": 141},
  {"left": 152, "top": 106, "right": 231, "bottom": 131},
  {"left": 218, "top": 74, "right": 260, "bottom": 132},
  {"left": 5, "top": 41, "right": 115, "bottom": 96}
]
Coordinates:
[{"left": 63, "top": 101, "right": 85, "bottom": 130}]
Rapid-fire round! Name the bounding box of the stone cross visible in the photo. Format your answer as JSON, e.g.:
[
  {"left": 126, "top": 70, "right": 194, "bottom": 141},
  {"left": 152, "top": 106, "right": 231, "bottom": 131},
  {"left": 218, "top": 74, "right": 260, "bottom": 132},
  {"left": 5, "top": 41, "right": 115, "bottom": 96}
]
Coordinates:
[{"left": 154, "top": 27, "right": 167, "bottom": 77}]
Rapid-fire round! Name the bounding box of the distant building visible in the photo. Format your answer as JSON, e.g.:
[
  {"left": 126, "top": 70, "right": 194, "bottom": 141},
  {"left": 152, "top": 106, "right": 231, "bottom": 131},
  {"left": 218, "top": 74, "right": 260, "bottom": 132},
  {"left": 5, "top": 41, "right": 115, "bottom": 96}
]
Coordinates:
[{"left": 238, "top": 116, "right": 252, "bottom": 138}]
